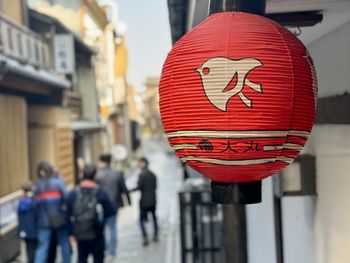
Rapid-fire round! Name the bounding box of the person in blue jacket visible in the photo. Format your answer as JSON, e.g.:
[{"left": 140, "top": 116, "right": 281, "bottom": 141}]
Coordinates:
[
  {"left": 17, "top": 181, "right": 37, "bottom": 263},
  {"left": 34, "top": 161, "right": 71, "bottom": 263},
  {"left": 67, "top": 164, "right": 115, "bottom": 263}
]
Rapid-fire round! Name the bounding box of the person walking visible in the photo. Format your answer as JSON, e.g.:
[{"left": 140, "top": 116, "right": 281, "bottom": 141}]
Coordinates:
[
  {"left": 34, "top": 162, "right": 71, "bottom": 263},
  {"left": 17, "top": 181, "right": 37, "bottom": 263},
  {"left": 67, "top": 164, "right": 115, "bottom": 263},
  {"left": 96, "top": 154, "right": 131, "bottom": 257},
  {"left": 136, "top": 157, "right": 158, "bottom": 246}
]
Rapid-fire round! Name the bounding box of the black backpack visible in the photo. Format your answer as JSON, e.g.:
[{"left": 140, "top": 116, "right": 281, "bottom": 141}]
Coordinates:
[{"left": 72, "top": 186, "right": 102, "bottom": 240}]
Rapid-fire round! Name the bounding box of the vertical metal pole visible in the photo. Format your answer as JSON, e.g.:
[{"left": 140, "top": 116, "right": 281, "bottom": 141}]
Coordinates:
[
  {"left": 179, "top": 193, "right": 187, "bottom": 263},
  {"left": 209, "top": 203, "right": 215, "bottom": 263},
  {"left": 207, "top": 1, "right": 267, "bottom": 262},
  {"left": 223, "top": 204, "right": 248, "bottom": 263},
  {"left": 273, "top": 174, "right": 284, "bottom": 263},
  {"left": 191, "top": 192, "right": 200, "bottom": 263},
  {"left": 199, "top": 200, "right": 205, "bottom": 263},
  {"left": 274, "top": 196, "right": 284, "bottom": 263}
]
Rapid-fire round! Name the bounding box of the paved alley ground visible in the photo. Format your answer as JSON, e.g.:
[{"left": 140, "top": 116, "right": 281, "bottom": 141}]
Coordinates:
[{"left": 115, "top": 139, "right": 182, "bottom": 263}]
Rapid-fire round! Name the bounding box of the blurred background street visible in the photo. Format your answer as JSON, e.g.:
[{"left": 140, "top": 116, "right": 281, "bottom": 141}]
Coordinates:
[{"left": 13, "top": 139, "right": 182, "bottom": 263}]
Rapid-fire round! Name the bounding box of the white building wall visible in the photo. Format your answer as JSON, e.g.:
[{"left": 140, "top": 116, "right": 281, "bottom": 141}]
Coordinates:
[
  {"left": 305, "top": 125, "right": 350, "bottom": 263},
  {"left": 296, "top": 18, "right": 350, "bottom": 263},
  {"left": 247, "top": 16, "right": 350, "bottom": 263},
  {"left": 281, "top": 196, "right": 316, "bottom": 263},
  {"left": 246, "top": 177, "right": 277, "bottom": 263}
]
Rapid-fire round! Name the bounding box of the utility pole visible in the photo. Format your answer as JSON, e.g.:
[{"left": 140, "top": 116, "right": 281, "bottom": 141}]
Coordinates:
[{"left": 207, "top": 1, "right": 266, "bottom": 262}]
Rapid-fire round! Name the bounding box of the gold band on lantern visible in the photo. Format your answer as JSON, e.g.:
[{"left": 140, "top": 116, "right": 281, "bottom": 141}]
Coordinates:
[
  {"left": 180, "top": 156, "right": 294, "bottom": 165},
  {"left": 165, "top": 130, "right": 309, "bottom": 139},
  {"left": 263, "top": 143, "right": 304, "bottom": 151},
  {"left": 171, "top": 144, "right": 198, "bottom": 150}
]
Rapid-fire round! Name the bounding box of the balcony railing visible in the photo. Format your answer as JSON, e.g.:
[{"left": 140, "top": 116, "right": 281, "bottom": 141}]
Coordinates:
[{"left": 0, "top": 12, "right": 51, "bottom": 69}]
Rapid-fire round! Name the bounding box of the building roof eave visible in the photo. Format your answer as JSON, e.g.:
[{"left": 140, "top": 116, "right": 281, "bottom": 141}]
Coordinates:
[
  {"left": 0, "top": 54, "right": 72, "bottom": 90},
  {"left": 85, "top": 0, "right": 109, "bottom": 28},
  {"left": 28, "top": 9, "right": 96, "bottom": 55}
]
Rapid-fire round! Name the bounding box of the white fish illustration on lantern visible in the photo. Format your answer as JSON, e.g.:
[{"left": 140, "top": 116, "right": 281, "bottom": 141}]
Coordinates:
[{"left": 196, "top": 57, "right": 263, "bottom": 111}]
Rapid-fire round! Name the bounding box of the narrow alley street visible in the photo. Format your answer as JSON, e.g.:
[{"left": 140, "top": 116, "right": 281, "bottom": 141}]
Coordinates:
[
  {"left": 13, "top": 139, "right": 182, "bottom": 263},
  {"left": 116, "top": 139, "right": 182, "bottom": 263}
]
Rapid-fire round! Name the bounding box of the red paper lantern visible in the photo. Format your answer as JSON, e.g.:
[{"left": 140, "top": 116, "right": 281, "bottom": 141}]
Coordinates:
[{"left": 159, "top": 12, "right": 317, "bottom": 183}]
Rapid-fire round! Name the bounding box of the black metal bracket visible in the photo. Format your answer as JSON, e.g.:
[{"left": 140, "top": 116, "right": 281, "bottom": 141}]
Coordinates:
[
  {"left": 209, "top": 0, "right": 266, "bottom": 16},
  {"left": 211, "top": 181, "right": 262, "bottom": 204}
]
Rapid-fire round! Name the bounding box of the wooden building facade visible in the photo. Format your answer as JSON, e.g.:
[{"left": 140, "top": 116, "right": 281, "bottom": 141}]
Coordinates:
[{"left": 0, "top": 2, "right": 102, "bottom": 261}]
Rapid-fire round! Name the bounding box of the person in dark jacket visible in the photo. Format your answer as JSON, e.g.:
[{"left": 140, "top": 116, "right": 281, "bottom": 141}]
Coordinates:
[
  {"left": 136, "top": 157, "right": 158, "bottom": 246},
  {"left": 17, "top": 181, "right": 37, "bottom": 263},
  {"left": 96, "top": 154, "right": 131, "bottom": 256},
  {"left": 67, "top": 164, "right": 115, "bottom": 263},
  {"left": 34, "top": 162, "right": 71, "bottom": 263}
]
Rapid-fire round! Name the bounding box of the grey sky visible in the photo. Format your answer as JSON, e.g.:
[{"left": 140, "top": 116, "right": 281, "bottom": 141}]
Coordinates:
[{"left": 117, "top": 0, "right": 172, "bottom": 91}]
